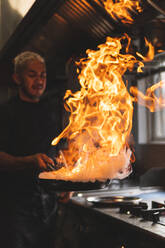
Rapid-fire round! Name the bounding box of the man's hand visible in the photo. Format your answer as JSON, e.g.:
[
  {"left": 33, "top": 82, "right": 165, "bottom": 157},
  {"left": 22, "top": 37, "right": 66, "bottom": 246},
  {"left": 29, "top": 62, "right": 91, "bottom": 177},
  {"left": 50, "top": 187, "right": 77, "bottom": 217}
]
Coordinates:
[
  {"left": 25, "top": 153, "right": 55, "bottom": 169},
  {"left": 0, "top": 152, "right": 54, "bottom": 171}
]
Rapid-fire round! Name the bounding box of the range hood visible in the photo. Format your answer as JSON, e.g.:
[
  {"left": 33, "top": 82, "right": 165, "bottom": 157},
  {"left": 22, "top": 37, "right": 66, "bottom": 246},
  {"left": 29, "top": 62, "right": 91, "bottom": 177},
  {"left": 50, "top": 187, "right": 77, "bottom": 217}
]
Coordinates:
[{"left": 0, "top": 0, "right": 165, "bottom": 87}]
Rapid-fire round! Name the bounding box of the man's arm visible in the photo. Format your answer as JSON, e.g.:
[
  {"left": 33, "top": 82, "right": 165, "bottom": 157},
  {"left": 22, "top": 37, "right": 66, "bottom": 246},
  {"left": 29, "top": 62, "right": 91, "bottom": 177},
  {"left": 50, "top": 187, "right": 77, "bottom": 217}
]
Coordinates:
[{"left": 0, "top": 151, "right": 54, "bottom": 171}]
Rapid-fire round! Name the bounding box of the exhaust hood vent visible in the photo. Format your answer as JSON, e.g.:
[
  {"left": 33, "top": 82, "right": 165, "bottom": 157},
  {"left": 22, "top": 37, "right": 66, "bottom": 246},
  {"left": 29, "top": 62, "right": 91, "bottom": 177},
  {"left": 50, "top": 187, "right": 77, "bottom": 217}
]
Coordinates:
[{"left": 0, "top": 0, "right": 165, "bottom": 85}]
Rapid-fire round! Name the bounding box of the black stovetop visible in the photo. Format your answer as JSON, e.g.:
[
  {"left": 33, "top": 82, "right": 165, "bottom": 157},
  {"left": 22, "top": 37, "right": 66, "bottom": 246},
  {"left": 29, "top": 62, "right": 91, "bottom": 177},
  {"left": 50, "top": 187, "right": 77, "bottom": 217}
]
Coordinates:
[{"left": 72, "top": 185, "right": 165, "bottom": 241}]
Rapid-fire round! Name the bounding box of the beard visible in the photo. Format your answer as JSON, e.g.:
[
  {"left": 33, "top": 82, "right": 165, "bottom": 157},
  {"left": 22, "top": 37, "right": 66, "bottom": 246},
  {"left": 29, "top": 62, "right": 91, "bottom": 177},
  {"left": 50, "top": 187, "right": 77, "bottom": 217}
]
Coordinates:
[{"left": 20, "top": 83, "right": 45, "bottom": 102}]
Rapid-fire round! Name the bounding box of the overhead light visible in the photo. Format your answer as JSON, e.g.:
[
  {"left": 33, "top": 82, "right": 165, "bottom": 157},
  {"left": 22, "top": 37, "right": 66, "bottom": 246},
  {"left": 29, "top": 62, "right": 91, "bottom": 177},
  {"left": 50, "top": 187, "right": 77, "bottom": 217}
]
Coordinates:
[{"left": 9, "top": 0, "right": 35, "bottom": 17}]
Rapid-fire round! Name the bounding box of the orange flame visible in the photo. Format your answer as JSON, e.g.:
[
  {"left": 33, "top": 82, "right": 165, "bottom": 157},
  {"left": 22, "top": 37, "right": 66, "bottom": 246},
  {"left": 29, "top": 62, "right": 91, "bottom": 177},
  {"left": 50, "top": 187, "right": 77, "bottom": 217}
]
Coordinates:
[
  {"left": 130, "top": 81, "right": 165, "bottom": 112},
  {"left": 136, "top": 38, "right": 155, "bottom": 62},
  {"left": 39, "top": 2, "right": 164, "bottom": 183},
  {"left": 130, "top": 39, "right": 165, "bottom": 112},
  {"left": 40, "top": 35, "right": 147, "bottom": 182},
  {"left": 39, "top": 36, "right": 160, "bottom": 182},
  {"left": 103, "top": 0, "right": 142, "bottom": 24}
]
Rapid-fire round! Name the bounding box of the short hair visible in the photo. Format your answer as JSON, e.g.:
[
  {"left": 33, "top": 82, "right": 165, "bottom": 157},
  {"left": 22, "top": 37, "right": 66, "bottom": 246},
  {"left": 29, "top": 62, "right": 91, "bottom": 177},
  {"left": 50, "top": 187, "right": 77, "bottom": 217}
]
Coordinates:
[{"left": 14, "top": 51, "right": 45, "bottom": 74}]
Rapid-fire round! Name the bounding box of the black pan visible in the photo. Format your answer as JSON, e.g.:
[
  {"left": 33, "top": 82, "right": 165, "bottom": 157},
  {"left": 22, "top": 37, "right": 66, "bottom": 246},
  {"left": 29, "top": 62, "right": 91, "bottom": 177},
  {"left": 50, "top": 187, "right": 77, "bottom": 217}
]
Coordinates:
[{"left": 38, "top": 177, "right": 111, "bottom": 192}]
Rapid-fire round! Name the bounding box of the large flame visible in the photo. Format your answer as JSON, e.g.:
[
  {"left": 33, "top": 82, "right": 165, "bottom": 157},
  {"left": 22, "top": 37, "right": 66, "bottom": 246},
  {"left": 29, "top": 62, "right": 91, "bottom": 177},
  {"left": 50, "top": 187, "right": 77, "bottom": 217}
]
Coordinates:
[
  {"left": 40, "top": 35, "right": 146, "bottom": 182},
  {"left": 39, "top": 36, "right": 163, "bottom": 182},
  {"left": 39, "top": 1, "right": 165, "bottom": 183},
  {"left": 103, "top": 0, "right": 142, "bottom": 24}
]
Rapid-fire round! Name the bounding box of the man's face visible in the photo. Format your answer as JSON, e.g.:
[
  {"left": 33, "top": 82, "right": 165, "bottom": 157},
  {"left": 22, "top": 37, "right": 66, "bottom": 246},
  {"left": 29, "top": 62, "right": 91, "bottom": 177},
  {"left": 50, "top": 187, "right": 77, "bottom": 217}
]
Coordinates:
[{"left": 18, "top": 59, "right": 47, "bottom": 102}]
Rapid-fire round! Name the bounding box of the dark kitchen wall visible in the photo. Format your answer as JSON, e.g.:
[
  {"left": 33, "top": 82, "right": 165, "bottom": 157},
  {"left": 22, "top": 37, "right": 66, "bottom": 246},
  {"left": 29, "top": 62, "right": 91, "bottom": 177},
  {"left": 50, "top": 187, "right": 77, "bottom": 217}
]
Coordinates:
[
  {"left": 0, "top": 0, "right": 21, "bottom": 50},
  {"left": 135, "top": 144, "right": 165, "bottom": 173},
  {"left": 0, "top": 0, "right": 35, "bottom": 50},
  {"left": 0, "top": 0, "right": 36, "bottom": 103}
]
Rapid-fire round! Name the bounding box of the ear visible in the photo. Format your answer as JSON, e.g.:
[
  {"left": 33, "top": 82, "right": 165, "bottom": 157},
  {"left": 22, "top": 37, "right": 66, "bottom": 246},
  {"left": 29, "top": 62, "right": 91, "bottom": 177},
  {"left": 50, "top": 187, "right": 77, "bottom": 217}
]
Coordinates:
[{"left": 12, "top": 73, "right": 22, "bottom": 86}]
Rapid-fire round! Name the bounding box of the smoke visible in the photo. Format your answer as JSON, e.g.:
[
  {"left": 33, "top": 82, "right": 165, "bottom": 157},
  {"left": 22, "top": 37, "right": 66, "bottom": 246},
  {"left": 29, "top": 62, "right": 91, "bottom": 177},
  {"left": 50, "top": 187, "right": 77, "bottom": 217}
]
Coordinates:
[{"left": 39, "top": 147, "right": 132, "bottom": 182}]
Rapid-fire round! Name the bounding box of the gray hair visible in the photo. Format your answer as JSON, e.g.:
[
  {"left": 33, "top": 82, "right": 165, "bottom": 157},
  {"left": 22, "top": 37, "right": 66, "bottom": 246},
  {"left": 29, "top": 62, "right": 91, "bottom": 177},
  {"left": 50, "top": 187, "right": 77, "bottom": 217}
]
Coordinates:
[{"left": 14, "top": 51, "right": 45, "bottom": 74}]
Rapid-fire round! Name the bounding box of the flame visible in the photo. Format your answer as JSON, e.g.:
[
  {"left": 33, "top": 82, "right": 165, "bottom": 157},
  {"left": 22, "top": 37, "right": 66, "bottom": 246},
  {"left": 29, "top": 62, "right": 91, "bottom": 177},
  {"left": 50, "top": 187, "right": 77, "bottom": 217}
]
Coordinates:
[
  {"left": 39, "top": 36, "right": 160, "bottom": 182},
  {"left": 130, "top": 81, "right": 165, "bottom": 112},
  {"left": 136, "top": 38, "right": 155, "bottom": 62},
  {"left": 39, "top": 1, "right": 164, "bottom": 182},
  {"left": 130, "top": 40, "right": 165, "bottom": 112},
  {"left": 103, "top": 0, "right": 142, "bottom": 24},
  {"left": 40, "top": 35, "right": 147, "bottom": 182}
]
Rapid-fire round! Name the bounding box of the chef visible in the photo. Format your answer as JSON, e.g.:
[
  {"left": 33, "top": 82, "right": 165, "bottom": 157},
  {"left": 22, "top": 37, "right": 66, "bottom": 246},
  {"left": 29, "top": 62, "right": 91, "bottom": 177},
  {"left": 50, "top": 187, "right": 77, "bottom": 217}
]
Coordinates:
[{"left": 0, "top": 51, "right": 70, "bottom": 248}]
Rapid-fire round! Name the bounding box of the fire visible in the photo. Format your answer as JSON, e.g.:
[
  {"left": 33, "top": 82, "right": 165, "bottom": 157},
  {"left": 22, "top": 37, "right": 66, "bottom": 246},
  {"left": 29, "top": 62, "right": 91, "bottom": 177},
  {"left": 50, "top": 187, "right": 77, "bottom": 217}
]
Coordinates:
[
  {"left": 136, "top": 38, "right": 155, "bottom": 62},
  {"left": 130, "top": 38, "right": 165, "bottom": 112},
  {"left": 40, "top": 35, "right": 145, "bottom": 182},
  {"left": 39, "top": 1, "right": 164, "bottom": 183},
  {"left": 130, "top": 81, "right": 165, "bottom": 112},
  {"left": 39, "top": 35, "right": 164, "bottom": 182},
  {"left": 102, "top": 0, "right": 142, "bottom": 24}
]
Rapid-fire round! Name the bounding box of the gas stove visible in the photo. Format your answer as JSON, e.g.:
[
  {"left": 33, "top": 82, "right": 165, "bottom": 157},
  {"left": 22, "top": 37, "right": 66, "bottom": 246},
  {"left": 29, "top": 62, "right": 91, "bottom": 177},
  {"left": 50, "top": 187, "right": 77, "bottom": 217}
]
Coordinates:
[
  {"left": 72, "top": 186, "right": 165, "bottom": 245},
  {"left": 85, "top": 188, "right": 165, "bottom": 224}
]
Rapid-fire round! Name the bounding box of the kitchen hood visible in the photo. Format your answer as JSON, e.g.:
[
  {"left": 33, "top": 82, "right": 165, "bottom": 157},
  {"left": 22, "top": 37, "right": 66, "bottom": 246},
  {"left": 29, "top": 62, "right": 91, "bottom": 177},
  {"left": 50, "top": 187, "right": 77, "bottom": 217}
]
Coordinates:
[{"left": 0, "top": 0, "right": 165, "bottom": 87}]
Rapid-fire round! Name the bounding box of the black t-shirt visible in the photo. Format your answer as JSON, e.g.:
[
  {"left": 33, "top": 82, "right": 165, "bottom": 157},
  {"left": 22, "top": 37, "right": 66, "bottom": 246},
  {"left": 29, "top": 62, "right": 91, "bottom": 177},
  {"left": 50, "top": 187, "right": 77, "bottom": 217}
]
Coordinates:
[{"left": 0, "top": 93, "right": 62, "bottom": 193}]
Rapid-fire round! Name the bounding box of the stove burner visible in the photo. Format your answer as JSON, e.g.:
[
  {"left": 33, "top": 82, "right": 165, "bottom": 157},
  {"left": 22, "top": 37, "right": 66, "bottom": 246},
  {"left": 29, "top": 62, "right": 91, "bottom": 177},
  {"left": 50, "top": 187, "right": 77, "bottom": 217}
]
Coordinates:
[
  {"left": 75, "top": 187, "right": 165, "bottom": 244},
  {"left": 87, "top": 196, "right": 141, "bottom": 207},
  {"left": 87, "top": 196, "right": 165, "bottom": 224}
]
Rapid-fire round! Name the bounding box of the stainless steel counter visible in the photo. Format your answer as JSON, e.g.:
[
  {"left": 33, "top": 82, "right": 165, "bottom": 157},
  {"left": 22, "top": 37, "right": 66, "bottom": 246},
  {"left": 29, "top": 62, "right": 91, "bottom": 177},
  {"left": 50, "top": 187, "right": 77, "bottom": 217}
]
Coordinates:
[{"left": 69, "top": 186, "right": 165, "bottom": 248}]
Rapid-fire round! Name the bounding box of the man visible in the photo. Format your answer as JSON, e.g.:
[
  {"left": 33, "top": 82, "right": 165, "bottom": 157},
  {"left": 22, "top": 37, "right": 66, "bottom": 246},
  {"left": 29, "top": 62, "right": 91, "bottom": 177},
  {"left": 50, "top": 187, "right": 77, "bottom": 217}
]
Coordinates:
[{"left": 0, "top": 51, "right": 67, "bottom": 248}]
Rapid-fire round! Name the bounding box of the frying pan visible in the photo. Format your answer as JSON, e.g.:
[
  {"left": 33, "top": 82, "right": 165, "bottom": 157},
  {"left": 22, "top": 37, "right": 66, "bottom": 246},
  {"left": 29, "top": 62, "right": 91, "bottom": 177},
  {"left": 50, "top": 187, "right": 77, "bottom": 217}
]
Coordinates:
[
  {"left": 38, "top": 176, "right": 111, "bottom": 192},
  {"left": 39, "top": 142, "right": 111, "bottom": 191}
]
